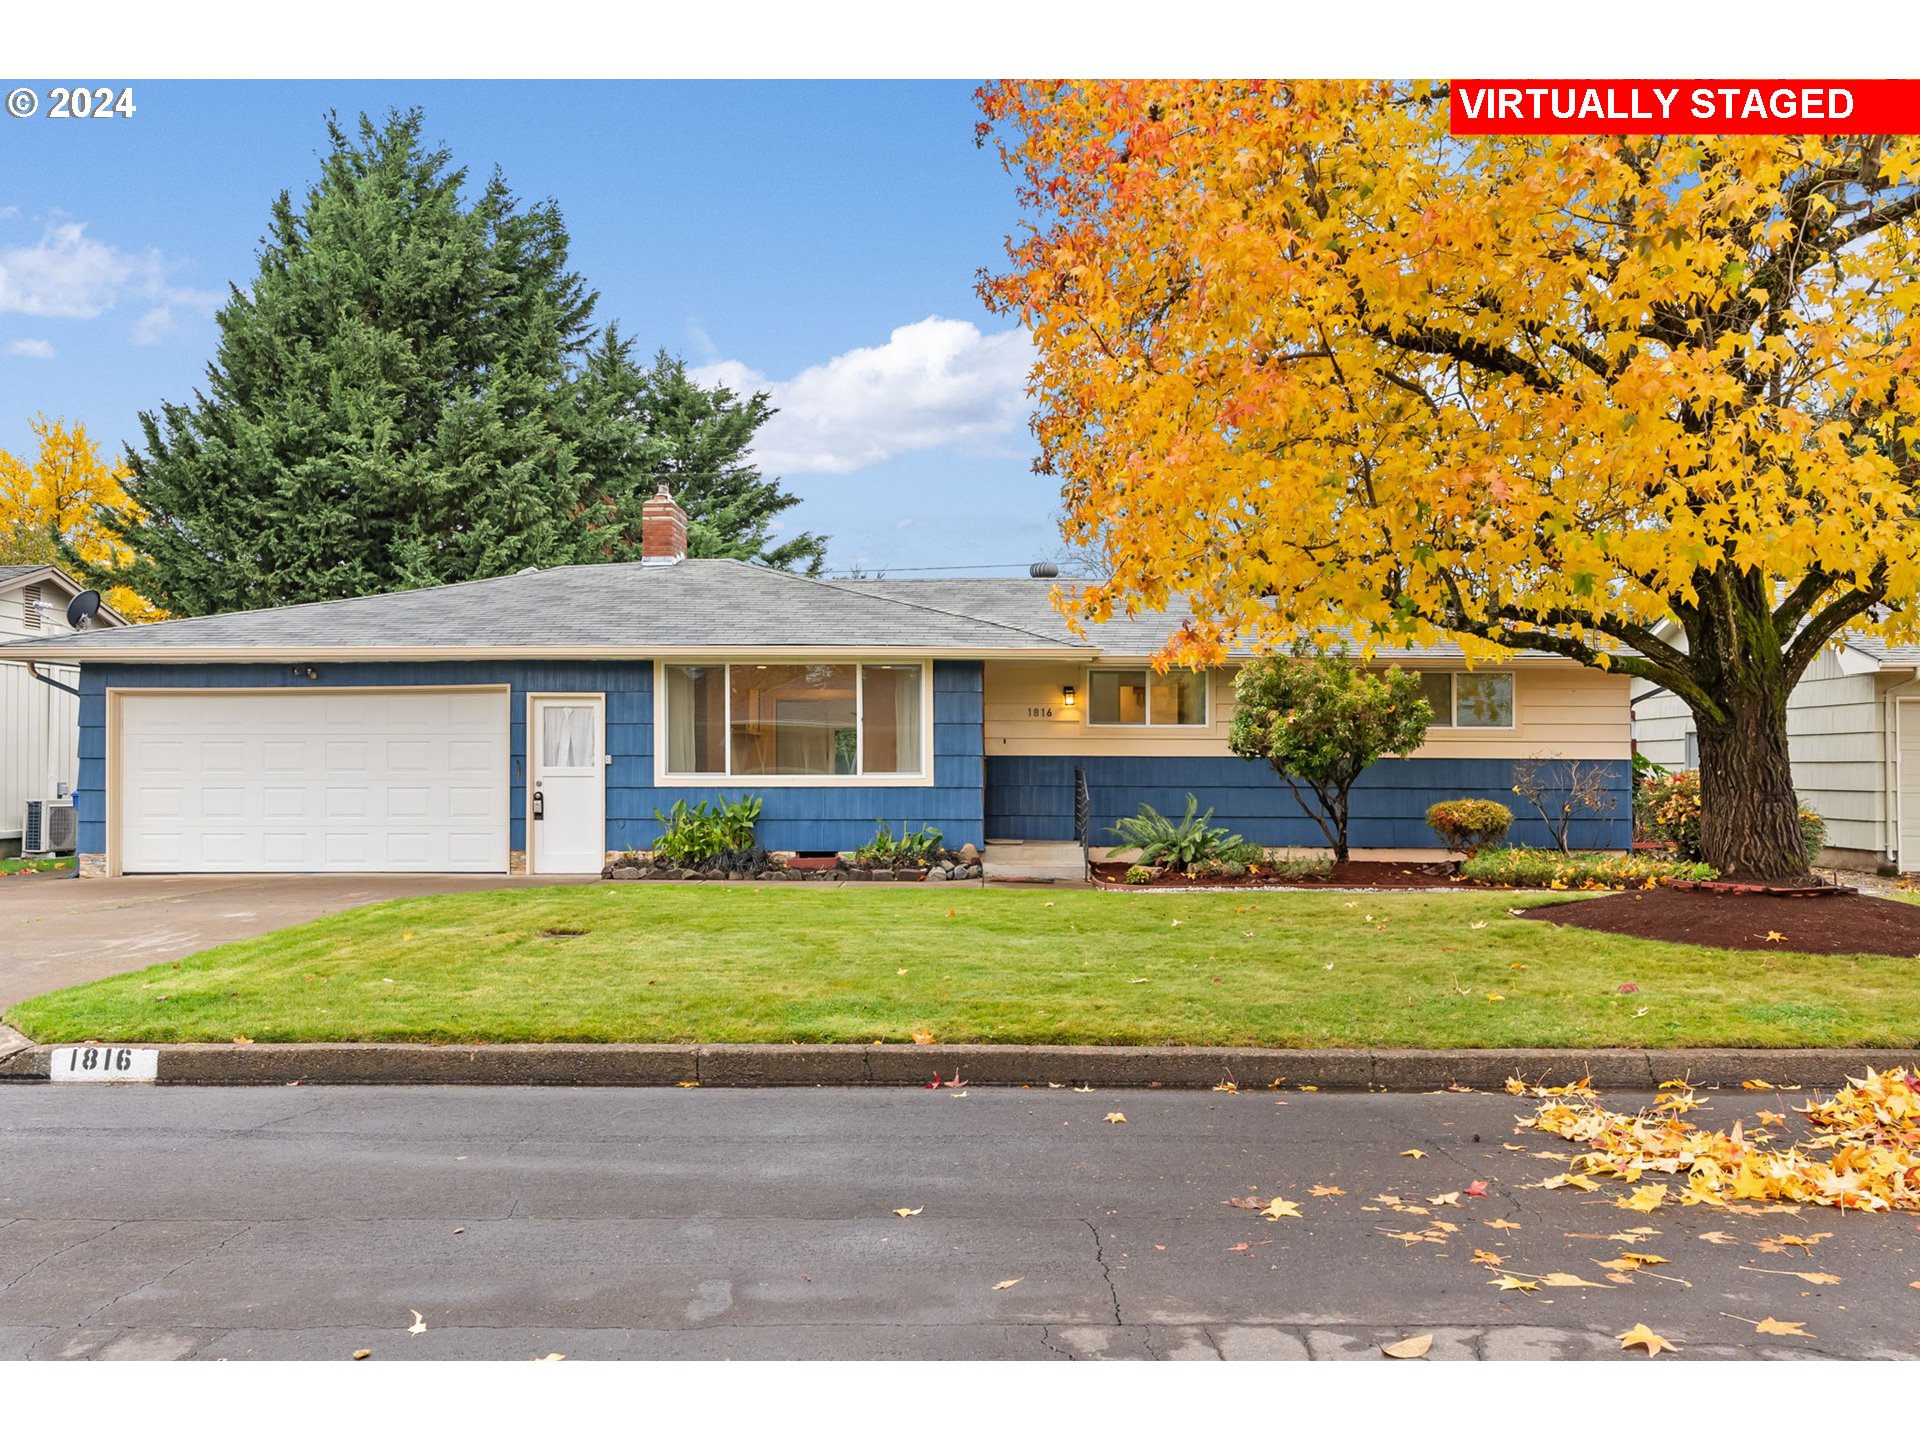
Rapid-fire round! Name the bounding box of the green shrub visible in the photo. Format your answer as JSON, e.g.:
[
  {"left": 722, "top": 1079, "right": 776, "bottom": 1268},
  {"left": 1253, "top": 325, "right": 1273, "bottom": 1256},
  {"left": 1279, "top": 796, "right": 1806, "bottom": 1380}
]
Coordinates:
[
  {"left": 1460, "top": 846, "right": 1715, "bottom": 889},
  {"left": 1263, "top": 851, "right": 1335, "bottom": 880},
  {"left": 1635, "top": 770, "right": 1825, "bottom": 866},
  {"left": 1425, "top": 798, "right": 1514, "bottom": 857},
  {"left": 1123, "top": 864, "right": 1159, "bottom": 885},
  {"left": 853, "top": 820, "right": 943, "bottom": 868},
  {"left": 651, "top": 795, "right": 763, "bottom": 866},
  {"left": 1108, "top": 795, "right": 1247, "bottom": 872}
]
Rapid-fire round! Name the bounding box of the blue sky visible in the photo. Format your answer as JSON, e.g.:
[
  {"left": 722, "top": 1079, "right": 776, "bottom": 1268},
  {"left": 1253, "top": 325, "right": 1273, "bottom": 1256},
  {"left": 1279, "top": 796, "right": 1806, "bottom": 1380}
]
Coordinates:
[{"left": 0, "top": 81, "right": 1058, "bottom": 575}]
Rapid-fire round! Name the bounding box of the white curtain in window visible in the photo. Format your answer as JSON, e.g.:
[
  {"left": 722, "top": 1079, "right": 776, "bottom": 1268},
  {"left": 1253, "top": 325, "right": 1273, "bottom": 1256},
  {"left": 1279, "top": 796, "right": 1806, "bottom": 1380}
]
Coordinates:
[{"left": 542, "top": 706, "right": 595, "bottom": 767}]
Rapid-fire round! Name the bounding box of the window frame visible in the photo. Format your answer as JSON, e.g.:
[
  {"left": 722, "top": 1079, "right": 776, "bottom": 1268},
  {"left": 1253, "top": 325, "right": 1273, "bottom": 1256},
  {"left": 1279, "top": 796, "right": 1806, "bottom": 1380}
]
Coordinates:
[
  {"left": 652, "top": 659, "right": 935, "bottom": 787},
  {"left": 1417, "top": 670, "right": 1518, "bottom": 731},
  {"left": 1083, "top": 666, "right": 1212, "bottom": 729}
]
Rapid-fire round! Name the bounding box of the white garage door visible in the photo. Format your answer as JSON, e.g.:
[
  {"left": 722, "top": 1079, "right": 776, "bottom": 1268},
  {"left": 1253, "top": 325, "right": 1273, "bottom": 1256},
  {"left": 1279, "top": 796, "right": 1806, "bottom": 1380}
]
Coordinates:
[{"left": 118, "top": 688, "right": 509, "bottom": 873}]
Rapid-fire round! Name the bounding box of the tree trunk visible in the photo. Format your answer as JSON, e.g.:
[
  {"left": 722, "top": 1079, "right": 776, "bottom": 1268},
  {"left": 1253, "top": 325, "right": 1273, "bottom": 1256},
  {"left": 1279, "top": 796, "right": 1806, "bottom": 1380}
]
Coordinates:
[{"left": 1694, "top": 681, "right": 1810, "bottom": 882}]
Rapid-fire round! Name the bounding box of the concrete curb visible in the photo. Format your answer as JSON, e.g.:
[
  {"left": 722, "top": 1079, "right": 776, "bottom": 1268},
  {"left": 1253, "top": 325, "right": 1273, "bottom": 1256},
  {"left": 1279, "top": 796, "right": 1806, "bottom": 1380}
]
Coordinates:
[{"left": 1, "top": 1039, "right": 1914, "bottom": 1089}]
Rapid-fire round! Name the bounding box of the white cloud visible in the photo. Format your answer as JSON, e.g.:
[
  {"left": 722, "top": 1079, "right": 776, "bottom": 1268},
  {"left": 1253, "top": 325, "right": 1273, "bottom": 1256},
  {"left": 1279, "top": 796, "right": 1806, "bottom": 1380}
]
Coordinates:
[
  {"left": 132, "top": 305, "right": 178, "bottom": 346},
  {"left": 691, "top": 317, "right": 1035, "bottom": 475},
  {"left": 0, "top": 206, "right": 20, "bottom": 221},
  {"left": 0, "top": 220, "right": 220, "bottom": 332},
  {"left": 7, "top": 338, "right": 54, "bottom": 358}
]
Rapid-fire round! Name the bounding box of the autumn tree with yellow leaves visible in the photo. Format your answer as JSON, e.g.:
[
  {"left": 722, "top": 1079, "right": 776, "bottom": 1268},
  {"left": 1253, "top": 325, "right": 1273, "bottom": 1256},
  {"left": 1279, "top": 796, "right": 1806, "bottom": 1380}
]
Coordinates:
[
  {"left": 978, "top": 80, "right": 1920, "bottom": 881},
  {"left": 0, "top": 416, "right": 166, "bottom": 622}
]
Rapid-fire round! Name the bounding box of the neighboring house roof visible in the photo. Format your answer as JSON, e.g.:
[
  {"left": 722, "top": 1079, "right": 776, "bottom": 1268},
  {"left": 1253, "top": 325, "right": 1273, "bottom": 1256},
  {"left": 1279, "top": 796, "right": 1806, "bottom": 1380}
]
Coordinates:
[
  {"left": 0, "top": 564, "right": 129, "bottom": 630},
  {"left": 0, "top": 558, "right": 1607, "bottom": 664}
]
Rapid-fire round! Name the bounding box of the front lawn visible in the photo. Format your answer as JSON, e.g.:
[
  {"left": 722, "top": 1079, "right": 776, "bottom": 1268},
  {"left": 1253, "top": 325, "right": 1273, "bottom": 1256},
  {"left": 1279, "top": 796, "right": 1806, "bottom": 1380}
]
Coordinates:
[{"left": 8, "top": 886, "right": 1917, "bottom": 1049}]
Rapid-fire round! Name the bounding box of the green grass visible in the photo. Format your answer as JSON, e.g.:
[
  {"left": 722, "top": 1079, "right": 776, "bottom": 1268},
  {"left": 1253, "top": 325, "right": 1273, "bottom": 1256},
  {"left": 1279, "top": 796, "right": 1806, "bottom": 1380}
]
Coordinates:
[
  {"left": 0, "top": 856, "right": 75, "bottom": 876},
  {"left": 7, "top": 886, "right": 1918, "bottom": 1049}
]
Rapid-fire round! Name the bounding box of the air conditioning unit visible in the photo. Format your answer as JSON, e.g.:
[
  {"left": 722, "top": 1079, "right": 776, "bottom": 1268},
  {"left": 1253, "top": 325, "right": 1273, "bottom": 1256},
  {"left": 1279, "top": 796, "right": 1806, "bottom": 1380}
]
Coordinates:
[{"left": 23, "top": 799, "right": 77, "bottom": 857}]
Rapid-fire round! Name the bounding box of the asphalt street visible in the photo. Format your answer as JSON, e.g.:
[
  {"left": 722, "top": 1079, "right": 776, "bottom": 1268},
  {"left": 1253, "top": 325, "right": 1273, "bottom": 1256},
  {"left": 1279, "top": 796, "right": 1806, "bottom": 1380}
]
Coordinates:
[{"left": 0, "top": 1084, "right": 1913, "bottom": 1360}]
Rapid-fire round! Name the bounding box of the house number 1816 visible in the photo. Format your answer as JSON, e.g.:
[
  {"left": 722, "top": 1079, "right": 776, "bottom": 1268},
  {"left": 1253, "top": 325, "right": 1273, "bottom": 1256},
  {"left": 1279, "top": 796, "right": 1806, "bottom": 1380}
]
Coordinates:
[{"left": 1026, "top": 706, "right": 1055, "bottom": 718}]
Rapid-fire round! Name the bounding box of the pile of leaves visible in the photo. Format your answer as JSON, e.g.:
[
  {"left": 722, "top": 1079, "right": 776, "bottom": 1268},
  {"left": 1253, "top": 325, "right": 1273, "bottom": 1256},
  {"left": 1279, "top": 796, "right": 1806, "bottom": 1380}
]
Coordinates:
[{"left": 1517, "top": 1069, "right": 1920, "bottom": 1213}]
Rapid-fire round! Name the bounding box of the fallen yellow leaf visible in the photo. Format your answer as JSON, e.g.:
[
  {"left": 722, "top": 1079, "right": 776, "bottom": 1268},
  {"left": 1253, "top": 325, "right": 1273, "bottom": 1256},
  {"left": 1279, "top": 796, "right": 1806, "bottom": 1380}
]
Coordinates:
[
  {"left": 1741, "top": 1078, "right": 1776, "bottom": 1090},
  {"left": 1616, "top": 1323, "right": 1678, "bottom": 1356},
  {"left": 992, "top": 1277, "right": 1024, "bottom": 1291},
  {"left": 1106, "top": 1112, "right": 1127, "bottom": 1124},
  {"left": 1380, "top": 1333, "right": 1433, "bottom": 1359},
  {"left": 1484, "top": 1218, "right": 1522, "bottom": 1231},
  {"left": 1697, "top": 1231, "right": 1739, "bottom": 1245},
  {"left": 1616, "top": 1184, "right": 1669, "bottom": 1213},
  {"left": 1740, "top": 1265, "right": 1841, "bottom": 1285},
  {"left": 407, "top": 1310, "right": 426, "bottom": 1336},
  {"left": 1753, "top": 1316, "right": 1812, "bottom": 1337},
  {"left": 1261, "top": 1197, "right": 1303, "bottom": 1221},
  {"left": 1426, "top": 1192, "right": 1462, "bottom": 1207},
  {"left": 1540, "top": 1272, "right": 1607, "bottom": 1288},
  {"left": 892, "top": 1207, "right": 923, "bottom": 1217},
  {"left": 1490, "top": 1275, "right": 1539, "bottom": 1292},
  {"left": 911, "top": 1028, "right": 935, "bottom": 1045},
  {"left": 1400, "top": 1149, "right": 1427, "bottom": 1159},
  {"left": 1309, "top": 1184, "right": 1345, "bottom": 1197},
  {"left": 534, "top": 1352, "right": 566, "bottom": 1362},
  {"left": 352, "top": 1349, "right": 372, "bottom": 1360}
]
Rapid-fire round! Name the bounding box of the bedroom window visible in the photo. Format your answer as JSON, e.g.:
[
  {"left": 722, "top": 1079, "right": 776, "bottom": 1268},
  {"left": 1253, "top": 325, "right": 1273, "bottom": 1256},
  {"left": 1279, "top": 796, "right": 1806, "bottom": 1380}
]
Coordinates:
[
  {"left": 1417, "top": 672, "right": 1515, "bottom": 729},
  {"left": 662, "top": 662, "right": 925, "bottom": 778},
  {"left": 1087, "top": 669, "right": 1209, "bottom": 726}
]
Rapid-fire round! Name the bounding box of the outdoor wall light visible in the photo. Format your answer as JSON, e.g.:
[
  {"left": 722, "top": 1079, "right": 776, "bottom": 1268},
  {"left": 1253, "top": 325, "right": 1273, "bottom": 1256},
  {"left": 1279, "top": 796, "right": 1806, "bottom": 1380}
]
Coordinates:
[
  {"left": 1062, "top": 684, "right": 1076, "bottom": 708},
  {"left": 292, "top": 666, "right": 318, "bottom": 680}
]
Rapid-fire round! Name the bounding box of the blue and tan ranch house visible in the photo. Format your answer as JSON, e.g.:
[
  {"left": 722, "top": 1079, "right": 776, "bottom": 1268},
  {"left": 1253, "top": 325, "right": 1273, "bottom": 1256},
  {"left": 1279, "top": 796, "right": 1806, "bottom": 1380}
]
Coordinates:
[{"left": 0, "top": 489, "right": 1634, "bottom": 877}]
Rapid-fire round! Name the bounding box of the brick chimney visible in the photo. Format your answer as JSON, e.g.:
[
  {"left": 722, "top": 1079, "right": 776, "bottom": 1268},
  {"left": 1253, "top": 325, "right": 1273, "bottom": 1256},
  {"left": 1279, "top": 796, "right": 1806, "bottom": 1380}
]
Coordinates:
[{"left": 641, "top": 483, "right": 688, "bottom": 565}]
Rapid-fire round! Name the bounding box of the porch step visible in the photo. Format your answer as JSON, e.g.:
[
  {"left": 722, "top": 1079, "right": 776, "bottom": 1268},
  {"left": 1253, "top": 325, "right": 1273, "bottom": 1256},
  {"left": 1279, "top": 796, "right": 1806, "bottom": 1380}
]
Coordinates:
[{"left": 982, "top": 841, "right": 1086, "bottom": 883}]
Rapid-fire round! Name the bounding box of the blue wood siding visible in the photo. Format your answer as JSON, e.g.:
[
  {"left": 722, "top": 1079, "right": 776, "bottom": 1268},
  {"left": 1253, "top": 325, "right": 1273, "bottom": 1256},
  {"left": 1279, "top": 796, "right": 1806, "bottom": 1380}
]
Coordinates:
[
  {"left": 75, "top": 659, "right": 986, "bottom": 858},
  {"left": 985, "top": 754, "right": 1633, "bottom": 850}
]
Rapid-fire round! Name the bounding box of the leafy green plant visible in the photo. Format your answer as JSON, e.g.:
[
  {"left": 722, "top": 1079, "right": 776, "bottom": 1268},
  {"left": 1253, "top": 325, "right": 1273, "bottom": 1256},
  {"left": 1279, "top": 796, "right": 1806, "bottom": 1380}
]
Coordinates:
[
  {"left": 1460, "top": 846, "right": 1715, "bottom": 889},
  {"left": 1108, "top": 795, "right": 1246, "bottom": 872},
  {"left": 1425, "top": 798, "right": 1514, "bottom": 857},
  {"left": 1122, "top": 864, "right": 1159, "bottom": 885},
  {"left": 1636, "top": 771, "right": 1824, "bottom": 867},
  {"left": 852, "top": 820, "right": 944, "bottom": 869},
  {"left": 1228, "top": 649, "right": 1432, "bottom": 863},
  {"left": 1262, "top": 852, "right": 1335, "bottom": 880},
  {"left": 651, "top": 795, "right": 763, "bottom": 866}
]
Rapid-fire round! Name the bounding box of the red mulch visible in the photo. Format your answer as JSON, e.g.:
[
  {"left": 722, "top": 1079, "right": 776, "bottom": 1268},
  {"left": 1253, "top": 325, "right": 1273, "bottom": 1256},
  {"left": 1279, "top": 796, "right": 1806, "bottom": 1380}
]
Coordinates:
[
  {"left": 1090, "top": 860, "right": 1463, "bottom": 890},
  {"left": 1523, "top": 885, "right": 1920, "bottom": 957}
]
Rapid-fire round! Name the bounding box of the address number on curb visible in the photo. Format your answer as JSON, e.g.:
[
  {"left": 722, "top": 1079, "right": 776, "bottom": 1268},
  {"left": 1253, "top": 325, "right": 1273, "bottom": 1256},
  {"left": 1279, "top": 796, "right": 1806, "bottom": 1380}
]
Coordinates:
[{"left": 50, "top": 1046, "right": 158, "bottom": 1082}]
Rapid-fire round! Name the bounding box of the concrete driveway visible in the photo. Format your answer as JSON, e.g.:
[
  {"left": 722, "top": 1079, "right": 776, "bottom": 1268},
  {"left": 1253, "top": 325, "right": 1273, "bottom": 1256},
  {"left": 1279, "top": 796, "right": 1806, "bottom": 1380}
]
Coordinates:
[{"left": 0, "top": 873, "right": 590, "bottom": 1009}]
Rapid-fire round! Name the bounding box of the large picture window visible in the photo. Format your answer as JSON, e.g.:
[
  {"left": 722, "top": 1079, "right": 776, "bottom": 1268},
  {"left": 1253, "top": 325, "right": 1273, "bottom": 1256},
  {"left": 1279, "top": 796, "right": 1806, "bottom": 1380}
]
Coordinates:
[
  {"left": 1088, "top": 668, "right": 1209, "bottom": 726},
  {"left": 662, "top": 662, "right": 925, "bottom": 778},
  {"left": 1416, "top": 671, "right": 1515, "bottom": 729}
]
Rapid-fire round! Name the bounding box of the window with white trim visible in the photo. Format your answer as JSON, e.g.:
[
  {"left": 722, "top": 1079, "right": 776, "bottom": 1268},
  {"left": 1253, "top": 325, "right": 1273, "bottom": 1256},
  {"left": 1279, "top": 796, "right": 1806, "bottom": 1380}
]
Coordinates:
[
  {"left": 662, "top": 662, "right": 925, "bottom": 778},
  {"left": 1087, "top": 668, "right": 1209, "bottom": 726},
  {"left": 1416, "top": 671, "right": 1515, "bottom": 728}
]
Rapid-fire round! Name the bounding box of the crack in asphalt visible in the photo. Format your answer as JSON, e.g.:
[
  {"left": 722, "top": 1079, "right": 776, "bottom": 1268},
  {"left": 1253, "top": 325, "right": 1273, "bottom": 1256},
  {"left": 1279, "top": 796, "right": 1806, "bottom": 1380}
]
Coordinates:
[
  {"left": 1082, "top": 1218, "right": 1123, "bottom": 1325},
  {"left": 0, "top": 1221, "right": 123, "bottom": 1298},
  {"left": 71, "top": 1222, "right": 260, "bottom": 1330}
]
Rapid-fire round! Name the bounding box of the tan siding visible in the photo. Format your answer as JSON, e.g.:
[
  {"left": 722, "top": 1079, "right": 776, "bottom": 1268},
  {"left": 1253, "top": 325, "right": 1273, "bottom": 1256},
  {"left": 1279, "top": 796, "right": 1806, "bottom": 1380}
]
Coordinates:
[{"left": 986, "top": 660, "right": 1631, "bottom": 759}]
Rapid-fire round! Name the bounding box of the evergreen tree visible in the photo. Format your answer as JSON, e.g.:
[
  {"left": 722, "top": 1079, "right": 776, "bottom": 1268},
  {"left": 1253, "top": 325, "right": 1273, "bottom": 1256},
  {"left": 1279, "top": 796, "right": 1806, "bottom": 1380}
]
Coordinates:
[
  {"left": 94, "top": 110, "right": 623, "bottom": 615},
  {"left": 588, "top": 342, "right": 826, "bottom": 573}
]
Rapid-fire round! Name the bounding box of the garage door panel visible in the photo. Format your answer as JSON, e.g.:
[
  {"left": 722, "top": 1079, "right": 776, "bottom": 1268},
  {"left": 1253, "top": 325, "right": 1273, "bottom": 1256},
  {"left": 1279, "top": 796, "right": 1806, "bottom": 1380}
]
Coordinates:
[{"left": 119, "top": 690, "right": 509, "bottom": 874}]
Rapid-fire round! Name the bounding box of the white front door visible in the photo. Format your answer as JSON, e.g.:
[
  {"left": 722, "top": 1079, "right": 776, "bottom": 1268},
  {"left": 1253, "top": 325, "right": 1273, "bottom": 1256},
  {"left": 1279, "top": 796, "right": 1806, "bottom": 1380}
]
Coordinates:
[{"left": 531, "top": 695, "right": 606, "bottom": 874}]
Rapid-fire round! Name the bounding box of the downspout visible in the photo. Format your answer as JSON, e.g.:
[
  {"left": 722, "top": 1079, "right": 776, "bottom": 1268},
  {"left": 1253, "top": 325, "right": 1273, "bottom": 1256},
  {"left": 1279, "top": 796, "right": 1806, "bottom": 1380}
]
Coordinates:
[
  {"left": 25, "top": 662, "right": 84, "bottom": 878},
  {"left": 25, "top": 660, "right": 81, "bottom": 699}
]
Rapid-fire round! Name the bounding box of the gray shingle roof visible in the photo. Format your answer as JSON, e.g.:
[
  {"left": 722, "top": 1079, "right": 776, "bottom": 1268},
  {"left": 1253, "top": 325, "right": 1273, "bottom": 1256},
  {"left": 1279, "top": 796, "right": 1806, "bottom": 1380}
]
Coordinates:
[{"left": 0, "top": 560, "right": 1089, "bottom": 658}]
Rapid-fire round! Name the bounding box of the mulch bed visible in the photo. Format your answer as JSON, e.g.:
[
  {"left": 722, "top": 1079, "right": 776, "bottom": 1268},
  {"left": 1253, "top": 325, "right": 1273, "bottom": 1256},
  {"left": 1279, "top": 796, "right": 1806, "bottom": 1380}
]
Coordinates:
[
  {"left": 1090, "top": 860, "right": 1463, "bottom": 890},
  {"left": 1523, "top": 885, "right": 1920, "bottom": 957}
]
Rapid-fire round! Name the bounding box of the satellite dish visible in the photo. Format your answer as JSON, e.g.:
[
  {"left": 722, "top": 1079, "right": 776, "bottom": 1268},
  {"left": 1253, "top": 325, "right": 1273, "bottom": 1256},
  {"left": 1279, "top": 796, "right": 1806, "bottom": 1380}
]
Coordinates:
[{"left": 65, "top": 590, "right": 102, "bottom": 630}]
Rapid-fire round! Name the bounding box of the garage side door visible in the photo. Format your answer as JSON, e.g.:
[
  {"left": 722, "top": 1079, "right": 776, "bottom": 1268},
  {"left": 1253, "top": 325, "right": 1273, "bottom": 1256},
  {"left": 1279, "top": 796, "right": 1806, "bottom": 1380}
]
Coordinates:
[{"left": 118, "top": 689, "right": 509, "bottom": 873}]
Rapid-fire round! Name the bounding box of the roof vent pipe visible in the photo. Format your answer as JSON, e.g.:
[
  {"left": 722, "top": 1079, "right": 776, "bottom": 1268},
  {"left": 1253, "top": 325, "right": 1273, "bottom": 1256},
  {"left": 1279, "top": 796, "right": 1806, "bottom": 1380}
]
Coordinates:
[{"left": 1028, "top": 561, "right": 1059, "bottom": 578}]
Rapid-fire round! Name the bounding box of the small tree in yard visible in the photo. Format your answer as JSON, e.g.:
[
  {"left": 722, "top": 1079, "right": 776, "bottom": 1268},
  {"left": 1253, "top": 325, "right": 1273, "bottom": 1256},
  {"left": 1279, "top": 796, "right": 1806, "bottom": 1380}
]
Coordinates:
[
  {"left": 1228, "top": 652, "right": 1432, "bottom": 864},
  {"left": 1510, "top": 756, "right": 1620, "bottom": 854}
]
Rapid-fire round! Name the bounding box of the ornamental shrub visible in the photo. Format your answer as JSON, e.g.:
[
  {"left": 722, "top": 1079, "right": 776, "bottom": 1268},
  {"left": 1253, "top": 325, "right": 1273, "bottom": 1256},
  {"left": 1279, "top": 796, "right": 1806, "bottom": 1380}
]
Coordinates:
[
  {"left": 1425, "top": 798, "right": 1514, "bottom": 857},
  {"left": 1460, "top": 846, "right": 1716, "bottom": 889},
  {"left": 1123, "top": 864, "right": 1158, "bottom": 885},
  {"left": 651, "top": 794, "right": 763, "bottom": 866},
  {"left": 1636, "top": 770, "right": 1825, "bottom": 867},
  {"left": 1109, "top": 795, "right": 1247, "bottom": 872}
]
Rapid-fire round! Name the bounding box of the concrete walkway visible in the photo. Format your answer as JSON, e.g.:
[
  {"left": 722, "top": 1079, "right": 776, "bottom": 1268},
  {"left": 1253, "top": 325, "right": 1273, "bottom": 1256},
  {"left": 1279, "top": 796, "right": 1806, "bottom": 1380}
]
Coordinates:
[{"left": 0, "top": 873, "right": 588, "bottom": 1009}]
